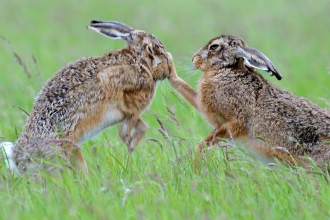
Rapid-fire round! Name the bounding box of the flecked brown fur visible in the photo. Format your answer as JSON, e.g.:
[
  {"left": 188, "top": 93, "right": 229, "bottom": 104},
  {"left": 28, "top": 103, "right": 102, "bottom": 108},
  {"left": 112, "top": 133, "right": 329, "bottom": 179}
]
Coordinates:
[
  {"left": 12, "top": 21, "right": 174, "bottom": 175},
  {"left": 168, "top": 35, "right": 330, "bottom": 171}
]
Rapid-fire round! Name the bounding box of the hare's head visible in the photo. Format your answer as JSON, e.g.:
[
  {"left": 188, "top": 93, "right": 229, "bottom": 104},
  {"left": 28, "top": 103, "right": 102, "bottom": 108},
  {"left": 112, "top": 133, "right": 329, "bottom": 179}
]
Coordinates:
[
  {"left": 192, "top": 35, "right": 282, "bottom": 80},
  {"left": 87, "top": 20, "right": 172, "bottom": 80}
]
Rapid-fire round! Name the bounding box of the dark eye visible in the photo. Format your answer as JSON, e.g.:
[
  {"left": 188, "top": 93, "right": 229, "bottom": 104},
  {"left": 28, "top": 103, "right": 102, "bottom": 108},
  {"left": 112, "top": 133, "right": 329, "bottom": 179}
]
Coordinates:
[
  {"left": 209, "top": 44, "right": 219, "bottom": 50},
  {"left": 147, "top": 45, "right": 154, "bottom": 54}
]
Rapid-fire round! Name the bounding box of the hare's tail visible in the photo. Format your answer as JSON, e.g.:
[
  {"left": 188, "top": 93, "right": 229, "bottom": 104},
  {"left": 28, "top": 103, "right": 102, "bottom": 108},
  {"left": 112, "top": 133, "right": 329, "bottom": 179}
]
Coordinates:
[{"left": 0, "top": 142, "right": 20, "bottom": 176}]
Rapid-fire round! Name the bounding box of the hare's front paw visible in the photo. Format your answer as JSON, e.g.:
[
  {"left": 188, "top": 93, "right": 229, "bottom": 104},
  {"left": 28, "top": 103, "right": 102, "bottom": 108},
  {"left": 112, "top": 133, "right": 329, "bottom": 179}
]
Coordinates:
[
  {"left": 166, "top": 52, "right": 173, "bottom": 64},
  {"left": 127, "top": 142, "right": 135, "bottom": 153},
  {"left": 119, "top": 132, "right": 132, "bottom": 146},
  {"left": 166, "top": 52, "right": 178, "bottom": 79}
]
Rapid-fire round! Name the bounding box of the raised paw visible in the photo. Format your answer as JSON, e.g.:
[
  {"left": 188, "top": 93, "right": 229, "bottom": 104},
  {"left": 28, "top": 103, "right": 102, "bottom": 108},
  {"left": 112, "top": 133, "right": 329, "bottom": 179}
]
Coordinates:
[
  {"left": 127, "top": 138, "right": 139, "bottom": 153},
  {"left": 127, "top": 145, "right": 135, "bottom": 153},
  {"left": 119, "top": 133, "right": 132, "bottom": 146}
]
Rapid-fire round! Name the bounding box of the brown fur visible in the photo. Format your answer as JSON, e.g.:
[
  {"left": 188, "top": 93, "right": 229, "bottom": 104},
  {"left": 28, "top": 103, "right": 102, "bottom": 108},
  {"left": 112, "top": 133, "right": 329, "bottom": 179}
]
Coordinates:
[
  {"left": 12, "top": 21, "right": 173, "bottom": 175},
  {"left": 168, "top": 35, "right": 330, "bottom": 171}
]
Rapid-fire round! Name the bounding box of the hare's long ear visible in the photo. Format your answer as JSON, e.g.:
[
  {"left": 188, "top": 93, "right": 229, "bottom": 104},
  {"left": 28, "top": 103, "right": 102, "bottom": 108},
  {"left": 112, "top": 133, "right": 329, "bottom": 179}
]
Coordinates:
[
  {"left": 87, "top": 20, "right": 134, "bottom": 40},
  {"left": 235, "top": 47, "right": 283, "bottom": 80}
]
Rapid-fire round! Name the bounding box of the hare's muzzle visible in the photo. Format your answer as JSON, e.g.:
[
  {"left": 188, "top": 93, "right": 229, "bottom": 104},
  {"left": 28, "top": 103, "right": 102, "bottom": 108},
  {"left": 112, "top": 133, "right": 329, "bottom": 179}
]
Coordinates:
[
  {"left": 166, "top": 52, "right": 173, "bottom": 61},
  {"left": 192, "top": 55, "right": 201, "bottom": 69}
]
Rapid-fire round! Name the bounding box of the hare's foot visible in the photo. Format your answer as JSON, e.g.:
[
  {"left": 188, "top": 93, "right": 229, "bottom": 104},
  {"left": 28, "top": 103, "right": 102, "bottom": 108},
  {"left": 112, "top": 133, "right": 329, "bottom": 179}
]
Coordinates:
[
  {"left": 71, "top": 148, "right": 88, "bottom": 175},
  {"left": 193, "top": 125, "right": 235, "bottom": 173},
  {"left": 193, "top": 142, "right": 205, "bottom": 173},
  {"left": 127, "top": 119, "right": 148, "bottom": 153}
]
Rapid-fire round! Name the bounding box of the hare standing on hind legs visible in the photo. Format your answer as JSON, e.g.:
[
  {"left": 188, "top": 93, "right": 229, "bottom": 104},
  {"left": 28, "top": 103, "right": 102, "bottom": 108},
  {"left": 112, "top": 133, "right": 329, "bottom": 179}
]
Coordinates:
[
  {"left": 168, "top": 35, "right": 330, "bottom": 172},
  {"left": 0, "top": 20, "right": 174, "bottom": 176}
]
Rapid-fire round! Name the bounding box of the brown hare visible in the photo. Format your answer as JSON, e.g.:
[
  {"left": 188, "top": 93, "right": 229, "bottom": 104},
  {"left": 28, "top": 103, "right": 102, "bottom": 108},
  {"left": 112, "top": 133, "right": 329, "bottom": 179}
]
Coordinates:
[
  {"left": 0, "top": 20, "right": 174, "bottom": 175},
  {"left": 168, "top": 34, "right": 330, "bottom": 171}
]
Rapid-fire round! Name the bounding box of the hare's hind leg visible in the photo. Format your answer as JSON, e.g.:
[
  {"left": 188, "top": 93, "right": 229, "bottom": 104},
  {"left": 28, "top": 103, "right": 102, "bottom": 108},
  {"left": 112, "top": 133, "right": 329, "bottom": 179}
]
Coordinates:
[
  {"left": 65, "top": 142, "right": 88, "bottom": 175},
  {"left": 242, "top": 138, "right": 300, "bottom": 166},
  {"left": 73, "top": 148, "right": 88, "bottom": 175},
  {"left": 128, "top": 119, "right": 148, "bottom": 153}
]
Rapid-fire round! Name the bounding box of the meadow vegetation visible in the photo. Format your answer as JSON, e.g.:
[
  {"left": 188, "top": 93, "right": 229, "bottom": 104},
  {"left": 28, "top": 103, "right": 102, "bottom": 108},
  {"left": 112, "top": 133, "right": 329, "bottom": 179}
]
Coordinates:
[{"left": 0, "top": 0, "right": 329, "bottom": 219}]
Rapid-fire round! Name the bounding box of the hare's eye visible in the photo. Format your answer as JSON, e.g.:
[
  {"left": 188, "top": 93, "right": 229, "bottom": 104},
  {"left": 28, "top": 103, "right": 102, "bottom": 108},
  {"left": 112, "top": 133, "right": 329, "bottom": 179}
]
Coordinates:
[
  {"left": 209, "top": 44, "right": 219, "bottom": 51},
  {"left": 146, "top": 45, "right": 154, "bottom": 54}
]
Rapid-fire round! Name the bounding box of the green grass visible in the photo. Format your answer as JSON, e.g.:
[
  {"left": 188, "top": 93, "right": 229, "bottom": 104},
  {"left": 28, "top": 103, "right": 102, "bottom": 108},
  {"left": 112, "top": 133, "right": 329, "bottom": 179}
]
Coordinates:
[{"left": 0, "top": 0, "right": 330, "bottom": 219}]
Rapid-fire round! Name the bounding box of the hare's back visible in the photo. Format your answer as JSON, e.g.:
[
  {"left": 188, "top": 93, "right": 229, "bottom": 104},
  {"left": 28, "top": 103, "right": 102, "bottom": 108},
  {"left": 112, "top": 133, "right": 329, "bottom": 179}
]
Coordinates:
[
  {"left": 25, "top": 57, "right": 107, "bottom": 136},
  {"left": 254, "top": 85, "right": 330, "bottom": 148}
]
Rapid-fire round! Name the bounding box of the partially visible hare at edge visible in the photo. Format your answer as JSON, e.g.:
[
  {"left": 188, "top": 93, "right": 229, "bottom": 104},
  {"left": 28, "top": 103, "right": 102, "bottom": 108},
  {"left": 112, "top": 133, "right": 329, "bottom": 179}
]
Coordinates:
[
  {"left": 0, "top": 20, "right": 174, "bottom": 176},
  {"left": 168, "top": 34, "right": 330, "bottom": 171}
]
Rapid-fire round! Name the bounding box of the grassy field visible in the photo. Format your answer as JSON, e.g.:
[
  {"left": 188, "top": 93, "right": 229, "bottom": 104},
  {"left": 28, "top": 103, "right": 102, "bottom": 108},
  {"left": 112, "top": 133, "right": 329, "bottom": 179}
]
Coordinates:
[{"left": 0, "top": 0, "right": 330, "bottom": 219}]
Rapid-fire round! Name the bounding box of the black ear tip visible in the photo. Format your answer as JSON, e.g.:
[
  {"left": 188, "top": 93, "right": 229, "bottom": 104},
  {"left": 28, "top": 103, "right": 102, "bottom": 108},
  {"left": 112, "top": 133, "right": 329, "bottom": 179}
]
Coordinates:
[
  {"left": 276, "top": 75, "right": 283, "bottom": 80},
  {"left": 90, "top": 20, "right": 102, "bottom": 24}
]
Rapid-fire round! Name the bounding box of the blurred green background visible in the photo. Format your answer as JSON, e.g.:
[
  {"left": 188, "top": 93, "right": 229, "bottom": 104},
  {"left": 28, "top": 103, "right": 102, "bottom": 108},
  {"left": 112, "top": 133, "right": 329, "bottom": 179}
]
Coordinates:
[{"left": 0, "top": 1, "right": 330, "bottom": 219}]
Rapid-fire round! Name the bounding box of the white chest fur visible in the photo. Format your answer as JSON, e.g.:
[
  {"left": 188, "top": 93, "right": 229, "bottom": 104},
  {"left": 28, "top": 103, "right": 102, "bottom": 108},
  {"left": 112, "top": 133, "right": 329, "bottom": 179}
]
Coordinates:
[{"left": 78, "top": 104, "right": 124, "bottom": 144}]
